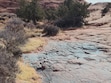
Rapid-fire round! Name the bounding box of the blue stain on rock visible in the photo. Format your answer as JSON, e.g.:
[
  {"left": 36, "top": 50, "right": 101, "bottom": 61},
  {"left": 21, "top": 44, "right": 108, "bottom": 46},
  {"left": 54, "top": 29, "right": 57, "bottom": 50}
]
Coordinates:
[
  {"left": 22, "top": 41, "right": 111, "bottom": 83},
  {"left": 22, "top": 41, "right": 105, "bottom": 65}
]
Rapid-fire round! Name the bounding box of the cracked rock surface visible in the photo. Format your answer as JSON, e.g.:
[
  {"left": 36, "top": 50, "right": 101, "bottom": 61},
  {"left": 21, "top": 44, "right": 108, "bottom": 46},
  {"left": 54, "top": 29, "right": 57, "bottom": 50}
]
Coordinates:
[{"left": 23, "top": 41, "right": 111, "bottom": 83}]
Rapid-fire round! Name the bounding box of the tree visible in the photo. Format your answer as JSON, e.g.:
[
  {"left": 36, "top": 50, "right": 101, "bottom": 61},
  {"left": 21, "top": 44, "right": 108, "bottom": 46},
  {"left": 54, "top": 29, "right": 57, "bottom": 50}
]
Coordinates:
[
  {"left": 16, "top": 0, "right": 28, "bottom": 20},
  {"left": 55, "top": 0, "right": 91, "bottom": 28},
  {"left": 45, "top": 8, "right": 58, "bottom": 21},
  {"left": 16, "top": 0, "right": 45, "bottom": 25},
  {"left": 64, "top": 0, "right": 74, "bottom": 9},
  {"left": 57, "top": 5, "right": 68, "bottom": 18}
]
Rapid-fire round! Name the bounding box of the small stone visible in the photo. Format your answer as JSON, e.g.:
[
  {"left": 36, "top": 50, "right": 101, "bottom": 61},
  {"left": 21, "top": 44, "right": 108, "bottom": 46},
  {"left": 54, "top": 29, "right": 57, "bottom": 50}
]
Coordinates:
[
  {"left": 107, "top": 58, "right": 111, "bottom": 62},
  {"left": 84, "top": 57, "right": 95, "bottom": 61},
  {"left": 51, "top": 64, "right": 65, "bottom": 72},
  {"left": 67, "top": 59, "right": 83, "bottom": 65}
]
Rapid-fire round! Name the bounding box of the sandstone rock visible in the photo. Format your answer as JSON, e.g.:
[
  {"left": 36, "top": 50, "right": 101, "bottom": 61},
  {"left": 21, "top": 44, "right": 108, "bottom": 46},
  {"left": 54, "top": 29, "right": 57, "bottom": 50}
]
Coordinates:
[
  {"left": 0, "top": 0, "right": 86, "bottom": 13},
  {"left": 51, "top": 64, "right": 65, "bottom": 72},
  {"left": 23, "top": 40, "right": 111, "bottom": 83},
  {"left": 0, "top": 0, "right": 18, "bottom": 13},
  {"left": 87, "top": 2, "right": 111, "bottom": 27},
  {"left": 67, "top": 59, "right": 83, "bottom": 65}
]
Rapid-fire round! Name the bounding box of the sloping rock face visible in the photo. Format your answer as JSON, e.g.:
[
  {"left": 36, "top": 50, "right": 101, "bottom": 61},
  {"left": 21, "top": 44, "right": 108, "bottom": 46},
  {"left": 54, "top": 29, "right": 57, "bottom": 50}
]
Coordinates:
[
  {"left": 87, "top": 2, "right": 111, "bottom": 27},
  {"left": 39, "top": 0, "right": 86, "bottom": 9},
  {"left": 39, "top": 0, "right": 64, "bottom": 9},
  {"left": 22, "top": 27, "right": 111, "bottom": 83},
  {"left": 0, "top": 0, "right": 86, "bottom": 13},
  {"left": 0, "top": 0, "right": 18, "bottom": 13}
]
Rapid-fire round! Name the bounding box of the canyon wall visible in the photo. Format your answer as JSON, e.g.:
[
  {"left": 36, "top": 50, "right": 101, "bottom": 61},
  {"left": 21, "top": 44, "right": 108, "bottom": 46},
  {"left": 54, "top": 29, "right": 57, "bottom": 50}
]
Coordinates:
[{"left": 0, "top": 0, "right": 86, "bottom": 13}]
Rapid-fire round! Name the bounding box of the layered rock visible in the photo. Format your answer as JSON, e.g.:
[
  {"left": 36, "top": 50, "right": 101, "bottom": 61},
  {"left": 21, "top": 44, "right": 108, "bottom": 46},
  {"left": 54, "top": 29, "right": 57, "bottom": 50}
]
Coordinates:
[
  {"left": 0, "top": 0, "right": 86, "bottom": 13},
  {"left": 22, "top": 26, "right": 111, "bottom": 83},
  {"left": 0, "top": 0, "right": 18, "bottom": 13},
  {"left": 87, "top": 2, "right": 111, "bottom": 27},
  {"left": 39, "top": 0, "right": 86, "bottom": 9}
]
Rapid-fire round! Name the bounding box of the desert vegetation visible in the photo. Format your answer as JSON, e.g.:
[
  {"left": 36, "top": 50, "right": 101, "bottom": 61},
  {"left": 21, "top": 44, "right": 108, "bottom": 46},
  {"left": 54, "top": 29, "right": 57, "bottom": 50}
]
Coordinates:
[
  {"left": 16, "top": 0, "right": 45, "bottom": 25},
  {"left": 42, "top": 25, "right": 59, "bottom": 36},
  {"left": 0, "top": 18, "right": 42, "bottom": 83},
  {"left": 16, "top": 0, "right": 90, "bottom": 33},
  {"left": 0, "top": 1, "right": 89, "bottom": 82},
  {"left": 0, "top": 2, "right": 91, "bottom": 81},
  {"left": 0, "top": 0, "right": 111, "bottom": 83},
  {"left": 0, "top": 18, "right": 25, "bottom": 83},
  {"left": 55, "top": 0, "right": 90, "bottom": 28},
  {"left": 101, "top": 3, "right": 111, "bottom": 16}
]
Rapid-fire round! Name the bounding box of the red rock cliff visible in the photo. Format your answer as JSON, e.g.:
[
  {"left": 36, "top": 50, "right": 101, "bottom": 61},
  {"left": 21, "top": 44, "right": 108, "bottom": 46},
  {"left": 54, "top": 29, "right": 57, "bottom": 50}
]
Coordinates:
[
  {"left": 0, "top": 0, "right": 86, "bottom": 13},
  {"left": 0, "top": 0, "right": 18, "bottom": 13}
]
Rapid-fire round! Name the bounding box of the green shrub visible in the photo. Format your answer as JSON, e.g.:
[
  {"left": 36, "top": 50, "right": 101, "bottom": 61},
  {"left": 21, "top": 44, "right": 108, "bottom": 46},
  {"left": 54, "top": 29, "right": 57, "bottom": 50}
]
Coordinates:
[
  {"left": 16, "top": 0, "right": 45, "bottom": 25},
  {"left": 55, "top": 16, "right": 83, "bottom": 28},
  {"left": 55, "top": 0, "right": 90, "bottom": 28},
  {"left": 45, "top": 8, "right": 58, "bottom": 21},
  {"left": 101, "top": 3, "right": 111, "bottom": 16},
  {"left": 42, "top": 25, "right": 59, "bottom": 36}
]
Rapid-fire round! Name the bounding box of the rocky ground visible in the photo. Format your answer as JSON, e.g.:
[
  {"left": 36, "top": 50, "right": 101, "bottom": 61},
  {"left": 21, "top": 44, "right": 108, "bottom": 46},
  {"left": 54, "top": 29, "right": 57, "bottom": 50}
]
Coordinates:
[
  {"left": 87, "top": 2, "right": 111, "bottom": 27},
  {"left": 22, "top": 26, "right": 111, "bottom": 83},
  {"left": 21, "top": 3, "right": 111, "bottom": 83},
  {"left": 0, "top": 1, "right": 111, "bottom": 83}
]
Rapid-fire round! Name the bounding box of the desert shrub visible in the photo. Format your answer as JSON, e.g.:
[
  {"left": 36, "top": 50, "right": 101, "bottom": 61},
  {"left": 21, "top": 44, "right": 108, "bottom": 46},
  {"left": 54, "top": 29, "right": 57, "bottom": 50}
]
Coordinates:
[
  {"left": 24, "top": 22, "right": 36, "bottom": 29},
  {"left": 0, "top": 18, "right": 26, "bottom": 57},
  {"left": 42, "top": 25, "right": 59, "bottom": 36},
  {"left": 0, "top": 18, "right": 27, "bottom": 83},
  {"left": 45, "top": 8, "right": 58, "bottom": 21},
  {"left": 16, "top": 0, "right": 45, "bottom": 25},
  {"left": 55, "top": 0, "right": 90, "bottom": 28},
  {"left": 55, "top": 16, "right": 83, "bottom": 28},
  {"left": 0, "top": 44, "right": 18, "bottom": 83},
  {"left": 101, "top": 3, "right": 111, "bottom": 16},
  {"left": 102, "top": 7, "right": 109, "bottom": 16}
]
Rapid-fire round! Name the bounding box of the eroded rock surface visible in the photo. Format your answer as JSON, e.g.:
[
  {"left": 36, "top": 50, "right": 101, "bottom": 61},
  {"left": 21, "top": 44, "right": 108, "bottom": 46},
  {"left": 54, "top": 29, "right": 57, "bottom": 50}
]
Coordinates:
[
  {"left": 87, "top": 2, "right": 111, "bottom": 27},
  {"left": 23, "top": 26, "right": 111, "bottom": 83},
  {"left": 0, "top": 0, "right": 86, "bottom": 13},
  {"left": 0, "top": 0, "right": 18, "bottom": 13},
  {"left": 20, "top": 1, "right": 111, "bottom": 80},
  {"left": 40, "top": 0, "right": 86, "bottom": 9}
]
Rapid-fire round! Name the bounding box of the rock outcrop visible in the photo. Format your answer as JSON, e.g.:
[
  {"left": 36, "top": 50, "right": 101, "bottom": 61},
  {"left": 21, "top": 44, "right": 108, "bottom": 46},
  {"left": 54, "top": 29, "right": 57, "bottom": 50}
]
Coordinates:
[
  {"left": 23, "top": 26, "right": 111, "bottom": 83},
  {"left": 86, "top": 2, "right": 111, "bottom": 27},
  {"left": 0, "top": 0, "right": 86, "bottom": 13},
  {"left": 40, "top": 0, "right": 86, "bottom": 9},
  {"left": 0, "top": 0, "right": 18, "bottom": 13}
]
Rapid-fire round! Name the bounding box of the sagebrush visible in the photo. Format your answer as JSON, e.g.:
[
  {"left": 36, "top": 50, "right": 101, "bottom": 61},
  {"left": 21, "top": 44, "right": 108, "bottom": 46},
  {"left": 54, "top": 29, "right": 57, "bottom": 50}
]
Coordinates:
[
  {"left": 0, "top": 18, "right": 26, "bottom": 83},
  {"left": 42, "top": 25, "right": 59, "bottom": 36}
]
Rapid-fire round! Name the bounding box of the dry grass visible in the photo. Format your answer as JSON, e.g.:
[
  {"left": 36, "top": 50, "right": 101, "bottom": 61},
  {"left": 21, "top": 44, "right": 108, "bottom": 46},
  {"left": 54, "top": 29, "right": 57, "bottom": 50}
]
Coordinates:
[
  {"left": 19, "top": 38, "right": 45, "bottom": 53},
  {"left": 25, "top": 28, "right": 42, "bottom": 38},
  {"left": 17, "top": 61, "right": 41, "bottom": 83},
  {"left": 0, "top": 23, "right": 5, "bottom": 31}
]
